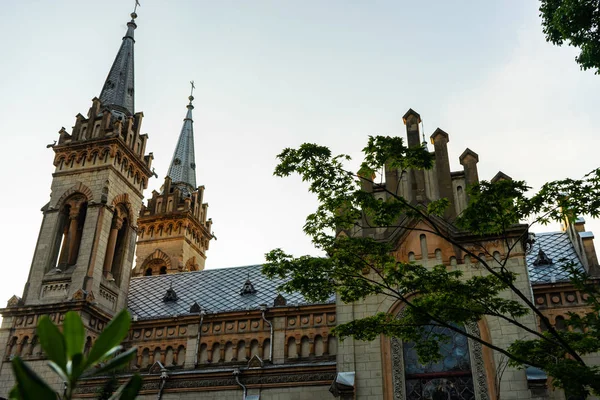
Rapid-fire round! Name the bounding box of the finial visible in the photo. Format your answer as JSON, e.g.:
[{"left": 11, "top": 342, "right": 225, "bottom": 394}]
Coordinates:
[
  {"left": 188, "top": 80, "right": 195, "bottom": 104},
  {"left": 132, "top": 0, "right": 140, "bottom": 17}
]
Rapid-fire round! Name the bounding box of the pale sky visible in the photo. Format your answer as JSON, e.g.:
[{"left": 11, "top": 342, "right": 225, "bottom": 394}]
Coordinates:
[{"left": 0, "top": 1, "right": 599, "bottom": 303}]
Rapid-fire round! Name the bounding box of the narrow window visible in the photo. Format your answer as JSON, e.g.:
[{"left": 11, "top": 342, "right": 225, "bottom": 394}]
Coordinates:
[
  {"left": 420, "top": 234, "right": 428, "bottom": 260},
  {"left": 51, "top": 195, "right": 88, "bottom": 270}
]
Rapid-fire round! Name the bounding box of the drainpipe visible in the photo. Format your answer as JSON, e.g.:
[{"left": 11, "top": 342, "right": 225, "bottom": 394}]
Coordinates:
[
  {"left": 157, "top": 367, "right": 169, "bottom": 400},
  {"left": 233, "top": 368, "right": 247, "bottom": 400},
  {"left": 194, "top": 309, "right": 206, "bottom": 367},
  {"left": 260, "top": 304, "right": 273, "bottom": 362}
]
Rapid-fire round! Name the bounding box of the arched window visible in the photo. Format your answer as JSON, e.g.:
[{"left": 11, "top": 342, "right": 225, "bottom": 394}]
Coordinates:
[
  {"left": 555, "top": 316, "right": 567, "bottom": 331},
  {"left": 103, "top": 203, "right": 130, "bottom": 285},
  {"left": 51, "top": 195, "right": 88, "bottom": 270},
  {"left": 419, "top": 234, "right": 428, "bottom": 260},
  {"left": 142, "top": 258, "right": 168, "bottom": 276},
  {"left": 391, "top": 321, "right": 490, "bottom": 400}
]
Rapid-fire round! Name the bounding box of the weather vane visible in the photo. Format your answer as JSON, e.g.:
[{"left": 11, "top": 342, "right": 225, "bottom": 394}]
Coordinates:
[
  {"left": 133, "top": 0, "right": 140, "bottom": 14},
  {"left": 190, "top": 80, "right": 195, "bottom": 97}
]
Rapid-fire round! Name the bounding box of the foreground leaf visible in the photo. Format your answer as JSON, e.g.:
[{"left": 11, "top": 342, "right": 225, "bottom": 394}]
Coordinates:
[
  {"left": 11, "top": 357, "right": 57, "bottom": 400},
  {"left": 86, "top": 310, "right": 131, "bottom": 368},
  {"left": 108, "top": 374, "right": 142, "bottom": 400},
  {"left": 37, "top": 316, "right": 67, "bottom": 371},
  {"left": 63, "top": 311, "right": 85, "bottom": 360}
]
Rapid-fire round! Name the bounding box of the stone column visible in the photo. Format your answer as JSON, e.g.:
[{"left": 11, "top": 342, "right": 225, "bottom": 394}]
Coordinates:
[
  {"left": 103, "top": 216, "right": 123, "bottom": 277},
  {"left": 67, "top": 206, "right": 83, "bottom": 266}
]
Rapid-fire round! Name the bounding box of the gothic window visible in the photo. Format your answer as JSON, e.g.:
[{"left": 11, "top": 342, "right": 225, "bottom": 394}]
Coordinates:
[
  {"left": 143, "top": 259, "right": 168, "bottom": 276},
  {"left": 51, "top": 195, "right": 88, "bottom": 271},
  {"left": 403, "top": 324, "right": 475, "bottom": 400},
  {"left": 103, "top": 203, "right": 130, "bottom": 285},
  {"left": 420, "top": 234, "right": 428, "bottom": 260},
  {"left": 391, "top": 320, "right": 489, "bottom": 400}
]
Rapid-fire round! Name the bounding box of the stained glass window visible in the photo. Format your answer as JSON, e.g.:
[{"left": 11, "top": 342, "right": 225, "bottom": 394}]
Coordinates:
[{"left": 403, "top": 324, "right": 475, "bottom": 400}]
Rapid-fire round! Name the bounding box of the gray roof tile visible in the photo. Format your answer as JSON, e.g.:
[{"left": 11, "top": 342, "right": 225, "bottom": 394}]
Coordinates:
[
  {"left": 127, "top": 264, "right": 333, "bottom": 319},
  {"left": 526, "top": 231, "right": 585, "bottom": 285}
]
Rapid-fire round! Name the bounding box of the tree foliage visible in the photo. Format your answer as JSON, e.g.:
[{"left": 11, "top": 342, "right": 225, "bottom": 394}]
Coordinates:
[
  {"left": 263, "top": 136, "right": 600, "bottom": 397},
  {"left": 540, "top": 0, "right": 600, "bottom": 74},
  {"left": 9, "top": 310, "right": 141, "bottom": 400}
]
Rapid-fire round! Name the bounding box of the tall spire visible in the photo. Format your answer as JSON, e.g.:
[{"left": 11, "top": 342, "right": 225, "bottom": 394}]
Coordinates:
[
  {"left": 167, "top": 83, "right": 197, "bottom": 194},
  {"left": 99, "top": 10, "right": 138, "bottom": 117}
]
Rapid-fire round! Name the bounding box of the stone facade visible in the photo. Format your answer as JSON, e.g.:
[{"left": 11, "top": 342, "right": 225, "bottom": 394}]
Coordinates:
[
  {"left": 1, "top": 9, "right": 599, "bottom": 400},
  {"left": 133, "top": 176, "right": 212, "bottom": 276}
]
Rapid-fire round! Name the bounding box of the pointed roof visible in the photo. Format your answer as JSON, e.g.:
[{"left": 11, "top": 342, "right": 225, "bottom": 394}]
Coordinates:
[
  {"left": 99, "top": 12, "right": 138, "bottom": 117},
  {"left": 167, "top": 92, "right": 197, "bottom": 193}
]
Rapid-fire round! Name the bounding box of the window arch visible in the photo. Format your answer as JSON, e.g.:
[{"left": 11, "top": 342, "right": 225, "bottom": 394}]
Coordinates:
[
  {"left": 390, "top": 319, "right": 489, "bottom": 400},
  {"left": 139, "top": 249, "right": 172, "bottom": 276},
  {"left": 103, "top": 203, "right": 130, "bottom": 285},
  {"left": 50, "top": 194, "right": 88, "bottom": 270},
  {"left": 403, "top": 324, "right": 474, "bottom": 399}
]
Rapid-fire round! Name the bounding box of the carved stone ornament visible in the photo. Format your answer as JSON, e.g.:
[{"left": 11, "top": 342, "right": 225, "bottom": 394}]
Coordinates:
[
  {"left": 7, "top": 295, "right": 22, "bottom": 308},
  {"left": 86, "top": 290, "right": 96, "bottom": 303},
  {"left": 248, "top": 355, "right": 264, "bottom": 368},
  {"left": 71, "top": 289, "right": 86, "bottom": 301}
]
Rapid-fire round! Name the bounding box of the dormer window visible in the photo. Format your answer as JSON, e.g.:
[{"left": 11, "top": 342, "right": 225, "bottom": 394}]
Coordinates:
[{"left": 533, "top": 248, "right": 553, "bottom": 266}]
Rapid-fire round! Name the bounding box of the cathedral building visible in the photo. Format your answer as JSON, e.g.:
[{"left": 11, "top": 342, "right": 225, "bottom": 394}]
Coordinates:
[{"left": 0, "top": 8, "right": 598, "bottom": 400}]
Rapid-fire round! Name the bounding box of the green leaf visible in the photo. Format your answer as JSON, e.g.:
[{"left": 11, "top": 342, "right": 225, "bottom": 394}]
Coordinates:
[
  {"left": 11, "top": 357, "right": 58, "bottom": 400},
  {"left": 84, "top": 347, "right": 137, "bottom": 377},
  {"left": 86, "top": 310, "right": 131, "bottom": 368},
  {"left": 63, "top": 311, "right": 85, "bottom": 360},
  {"left": 37, "top": 316, "right": 67, "bottom": 371},
  {"left": 8, "top": 385, "right": 22, "bottom": 400},
  {"left": 108, "top": 374, "right": 142, "bottom": 400},
  {"left": 48, "top": 361, "right": 69, "bottom": 384}
]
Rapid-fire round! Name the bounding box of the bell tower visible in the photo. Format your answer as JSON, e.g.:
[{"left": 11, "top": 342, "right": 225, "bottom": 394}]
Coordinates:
[
  {"left": 18, "top": 10, "right": 153, "bottom": 313},
  {"left": 133, "top": 86, "right": 213, "bottom": 276}
]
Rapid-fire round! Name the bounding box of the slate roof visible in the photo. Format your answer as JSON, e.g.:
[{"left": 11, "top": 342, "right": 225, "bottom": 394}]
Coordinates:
[
  {"left": 99, "top": 15, "right": 137, "bottom": 116},
  {"left": 128, "top": 264, "right": 334, "bottom": 319},
  {"left": 167, "top": 97, "right": 197, "bottom": 193},
  {"left": 526, "top": 231, "right": 585, "bottom": 285}
]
